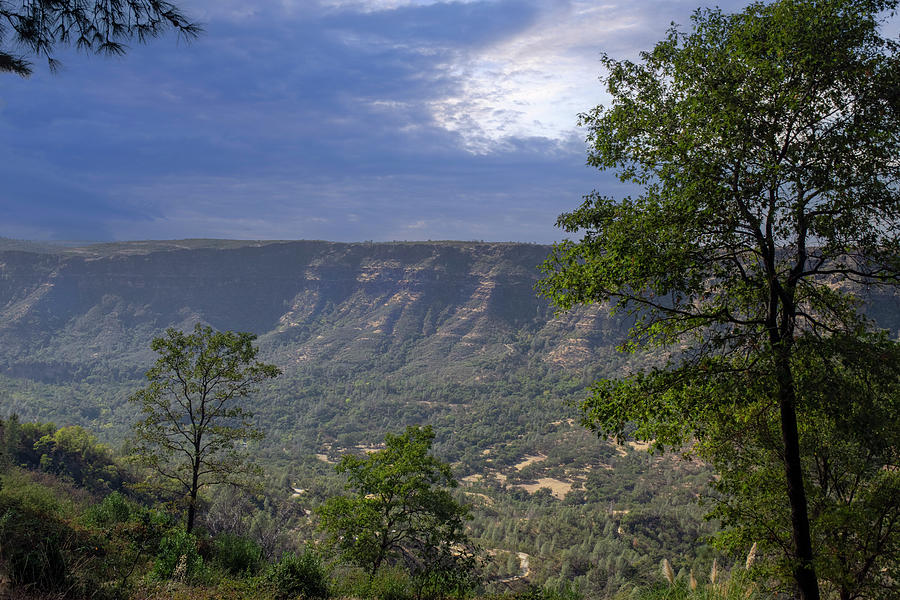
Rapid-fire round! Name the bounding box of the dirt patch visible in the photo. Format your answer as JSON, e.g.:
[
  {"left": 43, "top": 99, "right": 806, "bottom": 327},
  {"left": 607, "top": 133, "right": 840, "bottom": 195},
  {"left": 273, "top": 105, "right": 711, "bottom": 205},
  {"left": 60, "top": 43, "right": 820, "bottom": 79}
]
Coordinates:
[
  {"left": 514, "top": 477, "right": 572, "bottom": 500},
  {"left": 514, "top": 454, "right": 547, "bottom": 471},
  {"left": 464, "top": 492, "right": 494, "bottom": 506},
  {"left": 498, "top": 552, "right": 531, "bottom": 583}
]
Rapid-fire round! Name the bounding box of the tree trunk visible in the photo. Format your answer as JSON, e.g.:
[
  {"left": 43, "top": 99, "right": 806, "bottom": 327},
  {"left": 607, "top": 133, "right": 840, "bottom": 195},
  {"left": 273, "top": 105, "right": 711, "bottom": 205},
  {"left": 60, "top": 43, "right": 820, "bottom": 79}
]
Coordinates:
[
  {"left": 186, "top": 489, "right": 197, "bottom": 533},
  {"left": 775, "top": 355, "right": 820, "bottom": 600},
  {"left": 187, "top": 464, "right": 200, "bottom": 533}
]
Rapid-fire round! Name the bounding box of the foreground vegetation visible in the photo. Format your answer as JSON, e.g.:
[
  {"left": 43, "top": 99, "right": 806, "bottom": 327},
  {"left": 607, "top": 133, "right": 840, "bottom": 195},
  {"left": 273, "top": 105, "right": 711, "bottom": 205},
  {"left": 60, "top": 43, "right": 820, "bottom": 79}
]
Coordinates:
[{"left": 0, "top": 415, "right": 764, "bottom": 600}]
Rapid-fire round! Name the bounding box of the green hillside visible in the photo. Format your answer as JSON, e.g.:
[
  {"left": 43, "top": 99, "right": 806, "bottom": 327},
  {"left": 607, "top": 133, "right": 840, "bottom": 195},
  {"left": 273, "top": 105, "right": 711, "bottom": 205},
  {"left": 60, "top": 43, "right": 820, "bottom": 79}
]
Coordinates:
[{"left": 1, "top": 239, "right": 894, "bottom": 597}]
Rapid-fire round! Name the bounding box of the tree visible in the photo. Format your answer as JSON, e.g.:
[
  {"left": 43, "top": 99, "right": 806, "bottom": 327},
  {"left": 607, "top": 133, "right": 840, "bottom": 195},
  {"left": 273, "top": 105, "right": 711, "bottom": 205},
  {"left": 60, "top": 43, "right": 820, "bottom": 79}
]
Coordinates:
[
  {"left": 537, "top": 1, "right": 900, "bottom": 599},
  {"left": 317, "top": 426, "right": 479, "bottom": 596},
  {"left": 129, "top": 324, "right": 281, "bottom": 533},
  {"left": 698, "top": 334, "right": 900, "bottom": 599},
  {"left": 34, "top": 424, "right": 123, "bottom": 491},
  {"left": 1, "top": 0, "right": 200, "bottom": 76}
]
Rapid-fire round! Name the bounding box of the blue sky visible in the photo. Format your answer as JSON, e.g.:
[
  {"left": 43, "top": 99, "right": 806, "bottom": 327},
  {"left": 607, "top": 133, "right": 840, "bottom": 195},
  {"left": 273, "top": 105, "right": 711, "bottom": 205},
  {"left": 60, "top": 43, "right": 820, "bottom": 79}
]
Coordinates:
[{"left": 0, "top": 0, "right": 766, "bottom": 242}]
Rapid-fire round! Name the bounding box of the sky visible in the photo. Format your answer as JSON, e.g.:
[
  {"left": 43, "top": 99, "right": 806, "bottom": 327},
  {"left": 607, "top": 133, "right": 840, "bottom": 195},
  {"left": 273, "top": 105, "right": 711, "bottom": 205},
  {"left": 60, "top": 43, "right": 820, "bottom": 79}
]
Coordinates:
[{"left": 0, "top": 0, "right": 778, "bottom": 242}]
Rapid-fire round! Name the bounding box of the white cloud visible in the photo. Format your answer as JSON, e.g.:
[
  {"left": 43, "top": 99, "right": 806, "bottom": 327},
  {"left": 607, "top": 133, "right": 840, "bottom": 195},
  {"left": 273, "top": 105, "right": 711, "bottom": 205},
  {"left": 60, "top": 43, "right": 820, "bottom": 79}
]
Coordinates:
[
  {"left": 427, "top": 1, "right": 749, "bottom": 152},
  {"left": 427, "top": 1, "right": 643, "bottom": 152}
]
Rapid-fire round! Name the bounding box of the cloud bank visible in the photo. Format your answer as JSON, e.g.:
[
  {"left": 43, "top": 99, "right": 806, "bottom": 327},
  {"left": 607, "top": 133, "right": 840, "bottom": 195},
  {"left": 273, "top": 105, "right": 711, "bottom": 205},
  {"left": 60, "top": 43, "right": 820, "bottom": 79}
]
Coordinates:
[{"left": 0, "top": 0, "right": 752, "bottom": 241}]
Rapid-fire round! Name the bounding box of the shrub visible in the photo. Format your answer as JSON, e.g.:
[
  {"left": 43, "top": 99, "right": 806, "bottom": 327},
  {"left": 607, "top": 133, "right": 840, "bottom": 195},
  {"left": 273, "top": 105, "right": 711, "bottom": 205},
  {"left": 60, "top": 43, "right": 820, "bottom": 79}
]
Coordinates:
[
  {"left": 85, "top": 491, "right": 132, "bottom": 526},
  {"left": 0, "top": 495, "right": 102, "bottom": 594},
  {"left": 0, "top": 473, "right": 65, "bottom": 516},
  {"left": 269, "top": 548, "right": 329, "bottom": 600},
  {"left": 368, "top": 567, "right": 413, "bottom": 600},
  {"left": 0, "top": 506, "right": 68, "bottom": 590},
  {"left": 514, "top": 584, "right": 582, "bottom": 600},
  {"left": 213, "top": 532, "right": 263, "bottom": 575},
  {"left": 153, "top": 529, "right": 203, "bottom": 581}
]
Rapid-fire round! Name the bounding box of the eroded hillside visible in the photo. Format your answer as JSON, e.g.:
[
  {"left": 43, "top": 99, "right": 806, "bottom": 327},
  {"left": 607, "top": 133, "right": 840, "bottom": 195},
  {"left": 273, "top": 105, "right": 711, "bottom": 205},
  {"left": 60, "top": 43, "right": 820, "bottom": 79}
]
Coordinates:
[{"left": 0, "top": 241, "right": 640, "bottom": 452}]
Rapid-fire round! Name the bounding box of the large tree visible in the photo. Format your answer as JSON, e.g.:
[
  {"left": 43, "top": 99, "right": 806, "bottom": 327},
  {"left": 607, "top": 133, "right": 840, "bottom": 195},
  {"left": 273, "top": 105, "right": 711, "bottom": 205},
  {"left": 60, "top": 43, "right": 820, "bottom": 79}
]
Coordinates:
[
  {"left": 537, "top": 1, "right": 900, "bottom": 599},
  {"left": 0, "top": 0, "right": 200, "bottom": 76},
  {"left": 129, "top": 324, "right": 281, "bottom": 533}
]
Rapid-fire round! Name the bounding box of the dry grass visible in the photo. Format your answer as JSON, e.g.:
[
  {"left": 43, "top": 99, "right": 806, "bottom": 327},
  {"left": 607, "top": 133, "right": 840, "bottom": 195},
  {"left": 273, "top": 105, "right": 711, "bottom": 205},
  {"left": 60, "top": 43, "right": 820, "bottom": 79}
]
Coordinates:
[
  {"left": 513, "top": 454, "right": 548, "bottom": 471},
  {"left": 514, "top": 477, "right": 572, "bottom": 499}
]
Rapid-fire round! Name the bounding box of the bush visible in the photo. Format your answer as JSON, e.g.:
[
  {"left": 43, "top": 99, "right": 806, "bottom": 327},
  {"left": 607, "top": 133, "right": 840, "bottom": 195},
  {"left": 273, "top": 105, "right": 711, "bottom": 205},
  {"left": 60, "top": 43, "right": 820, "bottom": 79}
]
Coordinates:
[
  {"left": 153, "top": 528, "right": 204, "bottom": 581},
  {"left": 213, "top": 532, "right": 263, "bottom": 575},
  {"left": 637, "top": 575, "right": 761, "bottom": 600},
  {"left": 0, "top": 505, "right": 67, "bottom": 590},
  {"left": 269, "top": 548, "right": 329, "bottom": 600},
  {"left": 85, "top": 491, "right": 131, "bottom": 526},
  {"left": 369, "top": 567, "right": 413, "bottom": 600},
  {"left": 0, "top": 495, "right": 103, "bottom": 594},
  {"left": 0, "top": 472, "right": 65, "bottom": 516}
]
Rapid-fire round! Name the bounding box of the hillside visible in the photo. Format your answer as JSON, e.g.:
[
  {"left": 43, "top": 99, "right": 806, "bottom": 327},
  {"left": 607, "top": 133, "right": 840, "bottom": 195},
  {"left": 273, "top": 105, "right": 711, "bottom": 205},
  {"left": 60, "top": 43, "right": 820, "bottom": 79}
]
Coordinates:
[
  {"left": 2, "top": 239, "right": 897, "bottom": 596},
  {"left": 0, "top": 240, "right": 636, "bottom": 444}
]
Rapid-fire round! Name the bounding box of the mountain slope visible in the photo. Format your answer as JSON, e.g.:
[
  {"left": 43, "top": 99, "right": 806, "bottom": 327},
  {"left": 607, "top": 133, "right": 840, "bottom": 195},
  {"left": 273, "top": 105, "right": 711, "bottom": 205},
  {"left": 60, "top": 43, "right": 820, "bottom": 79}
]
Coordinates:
[{"left": 0, "top": 241, "right": 632, "bottom": 448}]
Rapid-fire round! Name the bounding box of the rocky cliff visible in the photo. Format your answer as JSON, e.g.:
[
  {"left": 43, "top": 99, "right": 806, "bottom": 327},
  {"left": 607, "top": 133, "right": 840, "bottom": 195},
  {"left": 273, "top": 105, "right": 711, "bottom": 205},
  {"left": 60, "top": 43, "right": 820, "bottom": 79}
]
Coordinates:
[{"left": 0, "top": 240, "right": 633, "bottom": 450}]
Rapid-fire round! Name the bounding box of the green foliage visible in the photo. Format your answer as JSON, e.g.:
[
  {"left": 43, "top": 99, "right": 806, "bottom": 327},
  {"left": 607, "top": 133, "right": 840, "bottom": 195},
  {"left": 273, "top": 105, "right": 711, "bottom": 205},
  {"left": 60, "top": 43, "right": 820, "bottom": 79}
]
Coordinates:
[
  {"left": 82, "top": 490, "right": 172, "bottom": 595},
  {"left": 0, "top": 0, "right": 201, "bottom": 76},
  {"left": 702, "top": 335, "right": 900, "bottom": 600},
  {"left": 213, "top": 533, "right": 263, "bottom": 576},
  {"left": 511, "top": 584, "right": 582, "bottom": 600},
  {"left": 0, "top": 499, "right": 69, "bottom": 590},
  {"left": 368, "top": 567, "right": 413, "bottom": 600},
  {"left": 0, "top": 416, "right": 127, "bottom": 494},
  {"left": 85, "top": 490, "right": 132, "bottom": 526},
  {"left": 0, "top": 476, "right": 111, "bottom": 596},
  {"left": 538, "top": 1, "right": 900, "bottom": 598},
  {"left": 34, "top": 424, "right": 123, "bottom": 491},
  {"left": 129, "top": 324, "right": 281, "bottom": 533},
  {"left": 154, "top": 528, "right": 204, "bottom": 581},
  {"left": 268, "top": 548, "right": 329, "bottom": 600},
  {"left": 317, "top": 425, "right": 478, "bottom": 588}
]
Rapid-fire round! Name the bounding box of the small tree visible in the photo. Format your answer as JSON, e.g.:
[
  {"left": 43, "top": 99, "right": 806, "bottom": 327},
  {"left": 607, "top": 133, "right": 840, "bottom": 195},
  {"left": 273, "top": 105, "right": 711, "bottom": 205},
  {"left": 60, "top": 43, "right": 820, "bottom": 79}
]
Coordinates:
[
  {"left": 317, "top": 426, "right": 478, "bottom": 595},
  {"left": 0, "top": 0, "right": 200, "bottom": 76},
  {"left": 129, "top": 324, "right": 280, "bottom": 533},
  {"left": 537, "top": 1, "right": 900, "bottom": 599}
]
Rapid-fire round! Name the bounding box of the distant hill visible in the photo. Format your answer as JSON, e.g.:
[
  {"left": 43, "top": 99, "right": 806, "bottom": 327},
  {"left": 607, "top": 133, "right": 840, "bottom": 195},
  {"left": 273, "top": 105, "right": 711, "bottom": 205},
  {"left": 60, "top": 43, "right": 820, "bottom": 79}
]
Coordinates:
[
  {"left": 2, "top": 239, "right": 897, "bottom": 452},
  {"left": 0, "top": 240, "right": 638, "bottom": 455}
]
